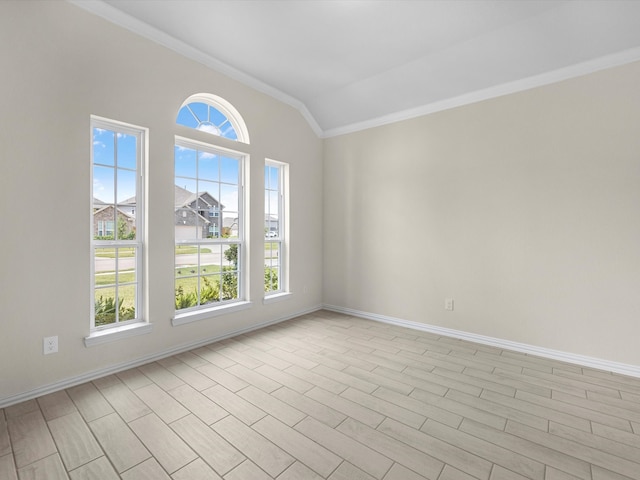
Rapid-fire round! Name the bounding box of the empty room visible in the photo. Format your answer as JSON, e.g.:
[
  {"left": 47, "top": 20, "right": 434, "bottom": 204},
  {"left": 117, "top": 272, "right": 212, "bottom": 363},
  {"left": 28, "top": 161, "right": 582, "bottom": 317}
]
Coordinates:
[{"left": 1, "top": 1, "right": 640, "bottom": 479}]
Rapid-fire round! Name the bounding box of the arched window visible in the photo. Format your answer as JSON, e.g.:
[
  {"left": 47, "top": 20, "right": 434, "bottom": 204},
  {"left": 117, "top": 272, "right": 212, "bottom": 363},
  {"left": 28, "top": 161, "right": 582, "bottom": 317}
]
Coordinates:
[
  {"left": 173, "top": 94, "right": 250, "bottom": 324},
  {"left": 176, "top": 93, "right": 250, "bottom": 144}
]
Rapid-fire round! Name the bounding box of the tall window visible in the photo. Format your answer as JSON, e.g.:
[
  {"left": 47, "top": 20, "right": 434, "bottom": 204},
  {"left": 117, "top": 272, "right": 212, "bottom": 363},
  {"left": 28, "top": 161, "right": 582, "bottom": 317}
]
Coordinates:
[
  {"left": 91, "top": 117, "right": 145, "bottom": 329},
  {"left": 265, "top": 160, "right": 287, "bottom": 295},
  {"left": 174, "top": 94, "right": 249, "bottom": 317}
]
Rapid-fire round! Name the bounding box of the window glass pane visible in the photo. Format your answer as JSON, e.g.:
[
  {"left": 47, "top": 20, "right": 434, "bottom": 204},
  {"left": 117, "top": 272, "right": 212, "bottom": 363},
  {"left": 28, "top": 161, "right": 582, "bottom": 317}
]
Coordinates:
[
  {"left": 222, "top": 244, "right": 238, "bottom": 269},
  {"left": 198, "top": 151, "right": 219, "bottom": 181},
  {"left": 189, "top": 102, "right": 209, "bottom": 123},
  {"left": 116, "top": 248, "right": 136, "bottom": 283},
  {"left": 117, "top": 168, "right": 136, "bottom": 204},
  {"left": 200, "top": 244, "right": 220, "bottom": 274},
  {"left": 220, "top": 184, "right": 238, "bottom": 213},
  {"left": 269, "top": 166, "right": 279, "bottom": 190},
  {"left": 175, "top": 244, "right": 199, "bottom": 277},
  {"left": 175, "top": 146, "right": 197, "bottom": 178},
  {"left": 176, "top": 106, "right": 199, "bottom": 129},
  {"left": 94, "top": 247, "right": 115, "bottom": 287},
  {"left": 209, "top": 107, "right": 226, "bottom": 126},
  {"left": 200, "top": 274, "right": 219, "bottom": 305},
  {"left": 94, "top": 208, "right": 115, "bottom": 240},
  {"left": 93, "top": 128, "right": 115, "bottom": 166},
  {"left": 175, "top": 277, "right": 197, "bottom": 310},
  {"left": 175, "top": 207, "right": 198, "bottom": 241},
  {"left": 221, "top": 272, "right": 238, "bottom": 300},
  {"left": 222, "top": 212, "right": 239, "bottom": 239},
  {"left": 93, "top": 165, "right": 115, "bottom": 204},
  {"left": 269, "top": 190, "right": 279, "bottom": 217},
  {"left": 94, "top": 288, "right": 117, "bottom": 326},
  {"left": 117, "top": 133, "right": 137, "bottom": 170},
  {"left": 220, "top": 156, "right": 239, "bottom": 184},
  {"left": 116, "top": 210, "right": 136, "bottom": 240}
]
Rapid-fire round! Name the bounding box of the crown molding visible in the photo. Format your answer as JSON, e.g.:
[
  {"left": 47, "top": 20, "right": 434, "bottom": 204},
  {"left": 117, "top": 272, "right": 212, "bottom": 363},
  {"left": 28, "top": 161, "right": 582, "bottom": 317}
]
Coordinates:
[
  {"left": 68, "top": 1, "right": 640, "bottom": 140},
  {"left": 67, "top": 0, "right": 323, "bottom": 137},
  {"left": 321, "top": 45, "right": 640, "bottom": 138}
]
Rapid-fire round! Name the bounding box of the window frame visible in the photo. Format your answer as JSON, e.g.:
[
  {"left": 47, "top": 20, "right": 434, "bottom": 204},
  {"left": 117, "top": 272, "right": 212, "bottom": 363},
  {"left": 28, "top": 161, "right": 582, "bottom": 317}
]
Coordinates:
[
  {"left": 264, "top": 159, "right": 289, "bottom": 302},
  {"left": 89, "top": 116, "right": 147, "bottom": 334},
  {"left": 173, "top": 135, "right": 249, "bottom": 324}
]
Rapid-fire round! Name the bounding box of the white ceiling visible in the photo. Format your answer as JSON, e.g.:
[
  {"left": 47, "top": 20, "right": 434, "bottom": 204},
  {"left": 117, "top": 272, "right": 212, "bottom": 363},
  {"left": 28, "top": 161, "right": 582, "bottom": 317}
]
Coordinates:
[{"left": 74, "top": 0, "right": 640, "bottom": 137}]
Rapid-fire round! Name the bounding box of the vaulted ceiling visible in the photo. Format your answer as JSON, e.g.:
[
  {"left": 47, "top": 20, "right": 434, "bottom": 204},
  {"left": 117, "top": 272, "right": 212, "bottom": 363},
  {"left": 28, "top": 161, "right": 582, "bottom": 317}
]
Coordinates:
[{"left": 73, "top": 0, "right": 640, "bottom": 137}]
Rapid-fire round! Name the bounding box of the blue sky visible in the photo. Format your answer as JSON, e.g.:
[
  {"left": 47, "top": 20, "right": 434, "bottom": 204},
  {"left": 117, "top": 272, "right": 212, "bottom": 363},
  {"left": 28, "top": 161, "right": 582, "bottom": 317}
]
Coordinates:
[
  {"left": 92, "top": 128, "right": 137, "bottom": 203},
  {"left": 175, "top": 145, "right": 239, "bottom": 214},
  {"left": 177, "top": 102, "right": 238, "bottom": 140}
]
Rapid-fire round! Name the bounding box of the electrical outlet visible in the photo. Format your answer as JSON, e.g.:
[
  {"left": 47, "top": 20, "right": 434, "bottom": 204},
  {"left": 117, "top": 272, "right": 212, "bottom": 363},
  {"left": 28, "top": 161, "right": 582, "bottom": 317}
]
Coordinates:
[
  {"left": 445, "top": 298, "right": 454, "bottom": 311},
  {"left": 44, "top": 336, "right": 58, "bottom": 355}
]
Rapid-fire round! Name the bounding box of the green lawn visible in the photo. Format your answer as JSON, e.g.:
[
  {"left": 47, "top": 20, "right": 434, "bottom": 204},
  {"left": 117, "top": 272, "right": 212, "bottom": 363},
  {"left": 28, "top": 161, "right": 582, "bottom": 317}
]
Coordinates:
[{"left": 95, "top": 245, "right": 212, "bottom": 258}]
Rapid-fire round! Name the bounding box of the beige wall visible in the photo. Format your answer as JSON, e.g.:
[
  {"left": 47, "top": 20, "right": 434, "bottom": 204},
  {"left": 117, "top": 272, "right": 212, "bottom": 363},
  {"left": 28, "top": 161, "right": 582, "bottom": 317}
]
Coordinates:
[
  {"left": 2, "top": 1, "right": 640, "bottom": 404},
  {"left": 0, "top": 1, "right": 322, "bottom": 403},
  {"left": 324, "top": 61, "right": 640, "bottom": 366}
]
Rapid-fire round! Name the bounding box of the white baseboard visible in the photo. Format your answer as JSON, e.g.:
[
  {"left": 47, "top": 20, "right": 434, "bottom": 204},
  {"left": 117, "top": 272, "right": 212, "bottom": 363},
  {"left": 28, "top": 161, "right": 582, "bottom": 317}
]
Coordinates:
[
  {"left": 0, "top": 304, "right": 323, "bottom": 408},
  {"left": 323, "top": 304, "right": 640, "bottom": 379}
]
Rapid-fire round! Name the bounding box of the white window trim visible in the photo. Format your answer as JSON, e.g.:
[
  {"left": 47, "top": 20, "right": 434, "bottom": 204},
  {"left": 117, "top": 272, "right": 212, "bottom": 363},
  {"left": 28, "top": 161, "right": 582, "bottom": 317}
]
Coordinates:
[
  {"left": 85, "top": 321, "right": 152, "bottom": 347},
  {"left": 90, "top": 116, "right": 148, "bottom": 338},
  {"left": 177, "top": 93, "right": 250, "bottom": 144},
  {"left": 263, "top": 292, "right": 292, "bottom": 305},
  {"left": 264, "top": 159, "right": 289, "bottom": 299},
  {"left": 174, "top": 136, "right": 249, "bottom": 316},
  {"left": 172, "top": 300, "right": 253, "bottom": 326}
]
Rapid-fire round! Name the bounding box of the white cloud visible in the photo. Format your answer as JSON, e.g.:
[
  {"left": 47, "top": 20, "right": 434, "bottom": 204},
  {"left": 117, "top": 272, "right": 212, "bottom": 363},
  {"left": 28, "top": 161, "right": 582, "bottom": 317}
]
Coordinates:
[{"left": 197, "top": 123, "right": 221, "bottom": 135}]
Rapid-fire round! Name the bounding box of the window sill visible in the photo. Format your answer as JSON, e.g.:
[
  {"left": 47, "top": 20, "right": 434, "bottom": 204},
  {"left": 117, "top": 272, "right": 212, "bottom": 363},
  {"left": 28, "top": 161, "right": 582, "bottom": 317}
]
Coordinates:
[
  {"left": 172, "top": 301, "right": 253, "bottom": 326},
  {"left": 85, "top": 322, "right": 153, "bottom": 347},
  {"left": 263, "top": 292, "right": 292, "bottom": 305}
]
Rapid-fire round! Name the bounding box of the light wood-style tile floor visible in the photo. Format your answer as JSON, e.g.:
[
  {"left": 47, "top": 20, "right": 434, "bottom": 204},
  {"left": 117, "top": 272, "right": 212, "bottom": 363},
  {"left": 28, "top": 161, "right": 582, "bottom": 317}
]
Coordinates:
[{"left": 2, "top": 310, "right": 640, "bottom": 479}]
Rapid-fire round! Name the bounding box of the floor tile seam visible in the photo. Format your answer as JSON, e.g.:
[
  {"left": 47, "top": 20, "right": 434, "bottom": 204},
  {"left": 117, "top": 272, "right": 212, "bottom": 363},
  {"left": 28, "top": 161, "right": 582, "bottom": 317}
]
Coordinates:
[
  {"left": 341, "top": 367, "right": 417, "bottom": 393},
  {"left": 422, "top": 419, "right": 547, "bottom": 478},
  {"left": 333, "top": 414, "right": 439, "bottom": 472},
  {"left": 46, "top": 409, "right": 108, "bottom": 471},
  {"left": 548, "top": 421, "right": 640, "bottom": 466},
  {"left": 253, "top": 415, "right": 343, "bottom": 477},
  {"left": 520, "top": 370, "right": 622, "bottom": 399},
  {"left": 11, "top": 404, "right": 60, "bottom": 471},
  {"left": 304, "top": 386, "right": 387, "bottom": 426},
  {"left": 550, "top": 392, "right": 640, "bottom": 424},
  {"left": 552, "top": 370, "right": 640, "bottom": 396},
  {"left": 589, "top": 422, "right": 640, "bottom": 449},
  {"left": 337, "top": 388, "right": 427, "bottom": 430},
  {"left": 221, "top": 365, "right": 285, "bottom": 394},
  {"left": 234, "top": 385, "right": 307, "bottom": 426},
  {"left": 505, "top": 419, "right": 640, "bottom": 477},
  {"left": 458, "top": 419, "right": 589, "bottom": 478},
  {"left": 13, "top": 451, "right": 64, "bottom": 475},
  {"left": 584, "top": 391, "right": 640, "bottom": 414},
  {"left": 475, "top": 389, "right": 575, "bottom": 424},
  {"left": 375, "top": 388, "right": 471, "bottom": 428},
  {"left": 308, "top": 365, "right": 377, "bottom": 391},
  {"left": 432, "top": 354, "right": 522, "bottom": 376},
  {"left": 159, "top": 414, "right": 234, "bottom": 476},
  {"left": 429, "top": 369, "right": 519, "bottom": 397},
  {"left": 85, "top": 401, "right": 154, "bottom": 473},
  {"left": 374, "top": 418, "right": 481, "bottom": 474},
  {"left": 518, "top": 398, "right": 635, "bottom": 434},
  {"left": 292, "top": 415, "right": 398, "bottom": 478}
]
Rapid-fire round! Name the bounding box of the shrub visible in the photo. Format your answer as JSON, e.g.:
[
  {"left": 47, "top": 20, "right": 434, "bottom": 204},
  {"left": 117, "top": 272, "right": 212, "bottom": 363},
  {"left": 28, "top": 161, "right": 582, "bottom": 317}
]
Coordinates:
[
  {"left": 264, "top": 267, "right": 278, "bottom": 292},
  {"left": 95, "top": 295, "right": 135, "bottom": 325}
]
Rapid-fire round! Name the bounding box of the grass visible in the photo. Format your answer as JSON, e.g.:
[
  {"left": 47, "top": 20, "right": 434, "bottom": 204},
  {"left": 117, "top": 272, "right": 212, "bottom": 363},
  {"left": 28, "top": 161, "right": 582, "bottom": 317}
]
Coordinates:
[
  {"left": 95, "top": 247, "right": 135, "bottom": 258},
  {"left": 95, "top": 245, "right": 212, "bottom": 258},
  {"left": 176, "top": 246, "right": 212, "bottom": 254}
]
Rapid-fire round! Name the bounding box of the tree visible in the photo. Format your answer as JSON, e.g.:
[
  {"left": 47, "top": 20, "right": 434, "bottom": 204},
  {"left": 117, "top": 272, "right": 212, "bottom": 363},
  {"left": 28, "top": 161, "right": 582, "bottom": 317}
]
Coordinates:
[{"left": 224, "top": 244, "right": 238, "bottom": 267}]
